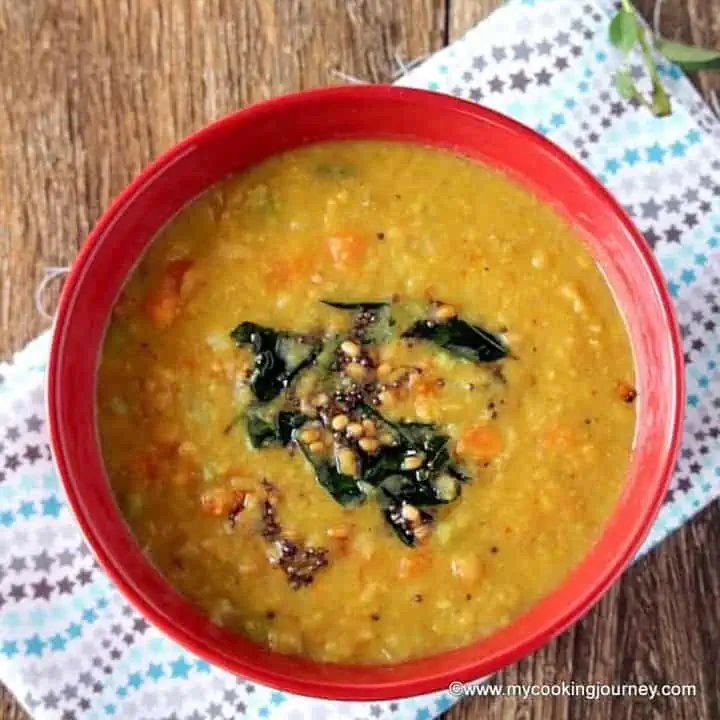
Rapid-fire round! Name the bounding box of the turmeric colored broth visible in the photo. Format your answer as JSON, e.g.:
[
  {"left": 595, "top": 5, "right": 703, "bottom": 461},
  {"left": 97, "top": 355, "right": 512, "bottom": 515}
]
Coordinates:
[{"left": 97, "top": 141, "right": 636, "bottom": 663}]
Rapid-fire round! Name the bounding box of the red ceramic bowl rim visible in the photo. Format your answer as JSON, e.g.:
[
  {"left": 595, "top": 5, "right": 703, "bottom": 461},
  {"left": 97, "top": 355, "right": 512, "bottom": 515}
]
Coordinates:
[{"left": 47, "top": 85, "right": 684, "bottom": 701}]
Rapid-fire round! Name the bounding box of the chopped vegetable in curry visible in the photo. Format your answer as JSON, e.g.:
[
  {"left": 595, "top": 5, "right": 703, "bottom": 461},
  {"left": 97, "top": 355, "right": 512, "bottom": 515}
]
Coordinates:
[{"left": 97, "top": 140, "right": 636, "bottom": 664}]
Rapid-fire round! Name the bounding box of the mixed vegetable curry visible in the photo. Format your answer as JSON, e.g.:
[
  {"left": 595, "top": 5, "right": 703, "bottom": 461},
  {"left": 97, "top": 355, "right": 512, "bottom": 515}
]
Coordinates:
[{"left": 97, "top": 140, "right": 637, "bottom": 663}]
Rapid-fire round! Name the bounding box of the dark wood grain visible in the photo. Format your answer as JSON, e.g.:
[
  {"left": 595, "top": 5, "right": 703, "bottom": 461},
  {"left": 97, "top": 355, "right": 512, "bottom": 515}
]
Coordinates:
[
  {"left": 634, "top": 0, "right": 720, "bottom": 99},
  {"left": 1, "top": 2, "right": 719, "bottom": 719},
  {"left": 0, "top": 0, "right": 446, "bottom": 356}
]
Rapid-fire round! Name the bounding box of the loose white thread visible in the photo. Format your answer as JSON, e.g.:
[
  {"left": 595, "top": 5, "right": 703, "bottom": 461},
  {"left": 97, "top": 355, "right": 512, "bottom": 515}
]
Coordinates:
[
  {"left": 393, "top": 51, "right": 408, "bottom": 78},
  {"left": 329, "top": 52, "right": 428, "bottom": 86},
  {"left": 34, "top": 266, "right": 70, "bottom": 321},
  {"left": 391, "top": 52, "right": 429, "bottom": 80},
  {"left": 328, "top": 69, "right": 366, "bottom": 84},
  {"left": 709, "top": 90, "right": 720, "bottom": 120}
]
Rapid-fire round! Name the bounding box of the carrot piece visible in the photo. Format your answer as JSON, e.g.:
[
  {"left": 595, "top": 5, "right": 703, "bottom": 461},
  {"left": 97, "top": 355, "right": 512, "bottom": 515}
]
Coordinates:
[
  {"left": 179, "top": 265, "right": 202, "bottom": 300},
  {"left": 145, "top": 293, "right": 178, "bottom": 327},
  {"left": 398, "top": 548, "right": 432, "bottom": 579},
  {"left": 410, "top": 376, "right": 442, "bottom": 398},
  {"left": 327, "top": 233, "right": 368, "bottom": 268},
  {"left": 456, "top": 424, "right": 503, "bottom": 461},
  {"left": 145, "top": 259, "right": 194, "bottom": 327},
  {"left": 199, "top": 487, "right": 240, "bottom": 516},
  {"left": 164, "top": 259, "right": 194, "bottom": 286},
  {"left": 265, "top": 254, "right": 312, "bottom": 289},
  {"left": 541, "top": 425, "right": 575, "bottom": 450}
]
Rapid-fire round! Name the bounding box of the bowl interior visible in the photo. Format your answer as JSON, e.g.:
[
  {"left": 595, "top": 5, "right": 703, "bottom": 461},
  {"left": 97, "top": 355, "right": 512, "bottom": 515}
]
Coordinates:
[{"left": 48, "top": 86, "right": 683, "bottom": 700}]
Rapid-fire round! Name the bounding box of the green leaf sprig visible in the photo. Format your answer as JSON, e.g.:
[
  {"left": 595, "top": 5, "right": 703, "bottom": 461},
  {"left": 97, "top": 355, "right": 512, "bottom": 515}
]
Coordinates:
[{"left": 609, "top": 0, "right": 720, "bottom": 117}]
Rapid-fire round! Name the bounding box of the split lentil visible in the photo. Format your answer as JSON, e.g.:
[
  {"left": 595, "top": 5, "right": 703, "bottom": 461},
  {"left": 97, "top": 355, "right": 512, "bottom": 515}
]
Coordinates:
[{"left": 98, "top": 140, "right": 635, "bottom": 665}]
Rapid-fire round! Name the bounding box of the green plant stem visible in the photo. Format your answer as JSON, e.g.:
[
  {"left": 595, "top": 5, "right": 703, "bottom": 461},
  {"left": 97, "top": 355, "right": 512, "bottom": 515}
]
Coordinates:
[
  {"left": 637, "top": 24, "right": 672, "bottom": 116},
  {"left": 616, "top": 0, "right": 672, "bottom": 117}
]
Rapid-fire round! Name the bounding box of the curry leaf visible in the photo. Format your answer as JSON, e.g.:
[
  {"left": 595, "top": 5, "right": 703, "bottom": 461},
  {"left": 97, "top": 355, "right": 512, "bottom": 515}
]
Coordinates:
[
  {"left": 246, "top": 412, "right": 278, "bottom": 448},
  {"left": 314, "top": 462, "right": 366, "bottom": 506},
  {"left": 246, "top": 409, "right": 308, "bottom": 448},
  {"left": 609, "top": 9, "right": 639, "bottom": 53},
  {"left": 359, "top": 404, "right": 464, "bottom": 506},
  {"left": 297, "top": 440, "right": 365, "bottom": 506},
  {"left": 320, "top": 300, "right": 389, "bottom": 311},
  {"left": 364, "top": 304, "right": 397, "bottom": 344},
  {"left": 419, "top": 435, "right": 451, "bottom": 477},
  {"left": 360, "top": 403, "right": 435, "bottom": 448},
  {"left": 382, "top": 507, "right": 416, "bottom": 546},
  {"left": 446, "top": 463, "right": 470, "bottom": 483},
  {"left": 614, "top": 68, "right": 637, "bottom": 99},
  {"left": 364, "top": 451, "right": 451, "bottom": 505},
  {"left": 277, "top": 411, "right": 308, "bottom": 445},
  {"left": 380, "top": 474, "right": 449, "bottom": 507},
  {"left": 402, "top": 318, "right": 508, "bottom": 363},
  {"left": 655, "top": 38, "right": 720, "bottom": 70},
  {"left": 230, "top": 322, "right": 321, "bottom": 402},
  {"left": 361, "top": 445, "right": 407, "bottom": 486},
  {"left": 314, "top": 335, "right": 341, "bottom": 372},
  {"left": 378, "top": 484, "right": 434, "bottom": 547}
]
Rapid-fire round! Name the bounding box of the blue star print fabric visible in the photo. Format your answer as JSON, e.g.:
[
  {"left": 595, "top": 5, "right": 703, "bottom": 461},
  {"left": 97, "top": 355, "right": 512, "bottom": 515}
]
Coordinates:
[{"left": 1, "top": 1, "right": 719, "bottom": 718}]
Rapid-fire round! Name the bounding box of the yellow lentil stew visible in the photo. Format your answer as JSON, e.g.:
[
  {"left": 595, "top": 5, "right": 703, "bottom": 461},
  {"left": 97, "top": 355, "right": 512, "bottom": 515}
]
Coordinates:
[{"left": 97, "top": 141, "right": 636, "bottom": 664}]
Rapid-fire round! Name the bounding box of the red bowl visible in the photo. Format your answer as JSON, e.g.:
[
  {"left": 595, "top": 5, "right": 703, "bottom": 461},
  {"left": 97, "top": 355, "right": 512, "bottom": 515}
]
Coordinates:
[{"left": 48, "top": 86, "right": 684, "bottom": 700}]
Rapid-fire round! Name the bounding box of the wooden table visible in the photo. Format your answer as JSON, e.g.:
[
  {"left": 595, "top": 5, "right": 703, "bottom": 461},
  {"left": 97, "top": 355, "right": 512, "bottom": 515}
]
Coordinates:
[{"left": 1, "top": 1, "right": 719, "bottom": 718}]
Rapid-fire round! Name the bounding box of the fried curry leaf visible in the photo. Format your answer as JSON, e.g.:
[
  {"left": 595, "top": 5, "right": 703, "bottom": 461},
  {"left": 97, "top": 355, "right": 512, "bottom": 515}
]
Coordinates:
[
  {"left": 230, "top": 321, "right": 321, "bottom": 402},
  {"left": 364, "top": 305, "right": 397, "bottom": 345},
  {"left": 360, "top": 403, "right": 435, "bottom": 448},
  {"left": 361, "top": 445, "right": 406, "bottom": 486},
  {"left": 402, "top": 317, "right": 508, "bottom": 363},
  {"left": 246, "top": 409, "right": 308, "bottom": 449},
  {"left": 315, "top": 463, "right": 366, "bottom": 506},
  {"left": 415, "top": 435, "right": 452, "bottom": 489},
  {"left": 359, "top": 404, "right": 464, "bottom": 507},
  {"left": 297, "top": 440, "right": 366, "bottom": 506},
  {"left": 381, "top": 473, "right": 448, "bottom": 507},
  {"left": 320, "top": 300, "right": 389, "bottom": 311},
  {"left": 314, "top": 335, "right": 342, "bottom": 372},
  {"left": 246, "top": 412, "right": 278, "bottom": 448},
  {"left": 320, "top": 299, "right": 429, "bottom": 342},
  {"left": 277, "top": 411, "right": 308, "bottom": 445},
  {"left": 362, "top": 448, "right": 452, "bottom": 505},
  {"left": 378, "top": 483, "right": 434, "bottom": 546},
  {"left": 322, "top": 299, "right": 509, "bottom": 363},
  {"left": 382, "top": 507, "right": 418, "bottom": 546},
  {"left": 446, "top": 463, "right": 470, "bottom": 483},
  {"left": 232, "top": 303, "right": 482, "bottom": 545}
]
